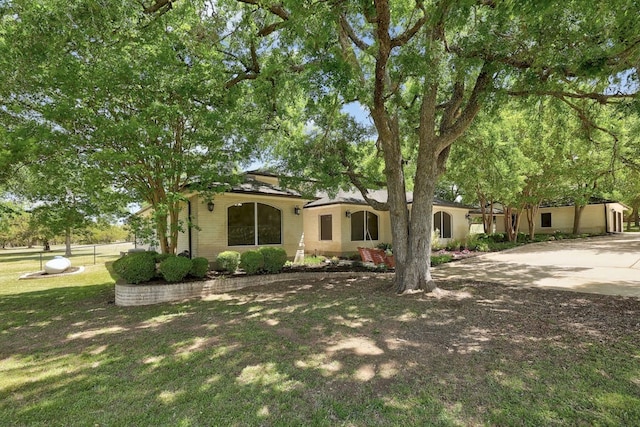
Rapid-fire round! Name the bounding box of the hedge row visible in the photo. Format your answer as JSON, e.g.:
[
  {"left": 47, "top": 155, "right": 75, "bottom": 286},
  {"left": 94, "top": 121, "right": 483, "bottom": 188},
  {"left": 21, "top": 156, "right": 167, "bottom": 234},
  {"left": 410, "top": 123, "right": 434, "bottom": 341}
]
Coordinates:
[
  {"left": 113, "top": 252, "right": 210, "bottom": 284},
  {"left": 114, "top": 246, "right": 289, "bottom": 284},
  {"left": 216, "top": 247, "right": 288, "bottom": 275}
]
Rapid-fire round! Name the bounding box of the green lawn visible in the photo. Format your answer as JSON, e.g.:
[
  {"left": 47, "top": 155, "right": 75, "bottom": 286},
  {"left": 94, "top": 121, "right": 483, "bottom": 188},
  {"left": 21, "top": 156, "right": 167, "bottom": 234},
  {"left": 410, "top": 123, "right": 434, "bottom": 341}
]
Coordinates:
[{"left": 1, "top": 254, "right": 639, "bottom": 426}]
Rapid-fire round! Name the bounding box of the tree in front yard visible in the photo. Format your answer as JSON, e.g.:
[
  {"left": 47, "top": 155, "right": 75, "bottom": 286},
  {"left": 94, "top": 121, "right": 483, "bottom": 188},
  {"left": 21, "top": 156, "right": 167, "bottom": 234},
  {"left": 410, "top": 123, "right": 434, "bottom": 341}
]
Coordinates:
[
  {"left": 0, "top": 1, "right": 266, "bottom": 254},
  {"left": 221, "top": 0, "right": 638, "bottom": 292}
]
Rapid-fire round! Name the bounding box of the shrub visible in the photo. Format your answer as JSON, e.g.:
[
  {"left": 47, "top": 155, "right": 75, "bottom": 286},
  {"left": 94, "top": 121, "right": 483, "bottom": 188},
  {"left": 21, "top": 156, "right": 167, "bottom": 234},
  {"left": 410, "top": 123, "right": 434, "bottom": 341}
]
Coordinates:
[
  {"left": 159, "top": 256, "right": 193, "bottom": 283},
  {"left": 113, "top": 252, "right": 156, "bottom": 284},
  {"left": 376, "top": 242, "right": 393, "bottom": 251},
  {"left": 259, "top": 247, "right": 288, "bottom": 273},
  {"left": 155, "top": 253, "right": 174, "bottom": 263},
  {"left": 216, "top": 251, "right": 241, "bottom": 273},
  {"left": 431, "top": 229, "right": 443, "bottom": 250},
  {"left": 474, "top": 242, "right": 490, "bottom": 252},
  {"left": 190, "top": 257, "right": 209, "bottom": 278},
  {"left": 240, "top": 250, "right": 264, "bottom": 275},
  {"left": 445, "top": 239, "right": 463, "bottom": 251},
  {"left": 347, "top": 252, "right": 361, "bottom": 261},
  {"left": 112, "top": 256, "right": 125, "bottom": 273},
  {"left": 488, "top": 233, "right": 506, "bottom": 243}
]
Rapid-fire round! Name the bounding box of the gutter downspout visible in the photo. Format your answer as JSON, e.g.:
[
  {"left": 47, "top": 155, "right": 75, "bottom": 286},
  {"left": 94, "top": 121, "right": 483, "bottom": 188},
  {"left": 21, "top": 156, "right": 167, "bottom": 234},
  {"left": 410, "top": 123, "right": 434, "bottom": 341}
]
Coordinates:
[{"left": 604, "top": 203, "right": 609, "bottom": 234}]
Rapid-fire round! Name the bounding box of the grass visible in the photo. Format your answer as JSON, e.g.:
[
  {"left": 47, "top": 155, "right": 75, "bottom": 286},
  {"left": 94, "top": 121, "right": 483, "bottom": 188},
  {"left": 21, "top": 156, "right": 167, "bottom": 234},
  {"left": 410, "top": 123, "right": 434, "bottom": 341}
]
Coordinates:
[
  {"left": 302, "top": 255, "right": 327, "bottom": 265},
  {"left": 625, "top": 223, "right": 640, "bottom": 232},
  {"left": 1, "top": 247, "right": 639, "bottom": 425},
  {"left": 430, "top": 253, "right": 454, "bottom": 266}
]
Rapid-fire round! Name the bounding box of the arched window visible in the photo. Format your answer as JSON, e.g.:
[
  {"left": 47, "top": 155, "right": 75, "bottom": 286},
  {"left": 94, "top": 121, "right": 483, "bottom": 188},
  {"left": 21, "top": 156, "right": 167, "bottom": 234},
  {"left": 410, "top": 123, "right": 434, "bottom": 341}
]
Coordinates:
[
  {"left": 228, "top": 203, "right": 282, "bottom": 246},
  {"left": 433, "top": 211, "right": 452, "bottom": 239},
  {"left": 350, "top": 211, "right": 379, "bottom": 241}
]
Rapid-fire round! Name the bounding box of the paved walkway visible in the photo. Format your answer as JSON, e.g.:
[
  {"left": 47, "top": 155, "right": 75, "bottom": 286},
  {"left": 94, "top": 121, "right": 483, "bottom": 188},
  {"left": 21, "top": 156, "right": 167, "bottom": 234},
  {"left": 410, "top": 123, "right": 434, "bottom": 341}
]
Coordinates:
[{"left": 432, "top": 233, "right": 640, "bottom": 298}]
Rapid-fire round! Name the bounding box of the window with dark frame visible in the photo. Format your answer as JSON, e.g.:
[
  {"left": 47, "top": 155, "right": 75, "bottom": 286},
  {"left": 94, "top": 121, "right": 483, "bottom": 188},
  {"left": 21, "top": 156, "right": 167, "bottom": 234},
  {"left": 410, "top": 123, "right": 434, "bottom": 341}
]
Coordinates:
[
  {"left": 541, "top": 212, "right": 552, "bottom": 228},
  {"left": 320, "top": 214, "right": 332, "bottom": 241},
  {"left": 350, "top": 210, "right": 379, "bottom": 241},
  {"left": 433, "top": 211, "right": 452, "bottom": 239},
  {"left": 227, "top": 202, "right": 282, "bottom": 246},
  {"left": 366, "top": 211, "right": 379, "bottom": 240}
]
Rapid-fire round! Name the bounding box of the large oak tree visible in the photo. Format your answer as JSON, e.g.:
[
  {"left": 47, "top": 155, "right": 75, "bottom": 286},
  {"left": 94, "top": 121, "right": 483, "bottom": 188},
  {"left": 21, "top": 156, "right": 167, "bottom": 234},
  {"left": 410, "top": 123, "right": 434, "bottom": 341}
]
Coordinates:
[{"left": 216, "top": 0, "right": 638, "bottom": 292}]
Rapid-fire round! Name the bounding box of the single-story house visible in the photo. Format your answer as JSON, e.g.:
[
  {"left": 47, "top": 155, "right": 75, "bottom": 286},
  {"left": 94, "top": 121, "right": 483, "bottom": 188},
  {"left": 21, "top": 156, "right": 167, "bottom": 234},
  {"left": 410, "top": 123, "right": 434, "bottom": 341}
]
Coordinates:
[
  {"left": 168, "top": 170, "right": 471, "bottom": 259},
  {"left": 140, "top": 171, "right": 626, "bottom": 261},
  {"left": 471, "top": 198, "right": 628, "bottom": 235}
]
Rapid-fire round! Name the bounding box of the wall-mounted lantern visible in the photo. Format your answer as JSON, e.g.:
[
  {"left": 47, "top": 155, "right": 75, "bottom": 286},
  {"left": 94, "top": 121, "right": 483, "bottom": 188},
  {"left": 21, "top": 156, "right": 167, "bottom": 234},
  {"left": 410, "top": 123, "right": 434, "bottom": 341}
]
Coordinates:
[
  {"left": 294, "top": 206, "right": 301, "bottom": 215},
  {"left": 345, "top": 210, "right": 351, "bottom": 218},
  {"left": 207, "top": 201, "right": 215, "bottom": 212}
]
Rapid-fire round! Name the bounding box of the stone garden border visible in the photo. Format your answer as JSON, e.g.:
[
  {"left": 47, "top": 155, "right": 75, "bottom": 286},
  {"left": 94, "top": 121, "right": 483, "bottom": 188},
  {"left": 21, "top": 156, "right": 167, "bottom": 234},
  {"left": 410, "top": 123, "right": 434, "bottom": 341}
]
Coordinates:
[{"left": 115, "top": 271, "right": 390, "bottom": 307}]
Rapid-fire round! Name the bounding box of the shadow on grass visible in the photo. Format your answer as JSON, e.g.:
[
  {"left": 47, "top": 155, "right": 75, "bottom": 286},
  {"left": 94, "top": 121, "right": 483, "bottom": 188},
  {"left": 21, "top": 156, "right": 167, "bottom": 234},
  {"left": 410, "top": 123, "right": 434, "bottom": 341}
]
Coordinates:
[{"left": 1, "top": 277, "right": 639, "bottom": 425}]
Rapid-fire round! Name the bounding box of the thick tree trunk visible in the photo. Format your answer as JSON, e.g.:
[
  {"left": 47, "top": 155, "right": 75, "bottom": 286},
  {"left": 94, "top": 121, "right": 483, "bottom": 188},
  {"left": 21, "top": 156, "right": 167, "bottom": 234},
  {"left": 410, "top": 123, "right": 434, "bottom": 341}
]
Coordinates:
[
  {"left": 364, "top": 0, "right": 488, "bottom": 293},
  {"left": 375, "top": 121, "right": 413, "bottom": 293},
  {"left": 572, "top": 204, "right": 585, "bottom": 235},
  {"left": 403, "top": 165, "right": 438, "bottom": 293}
]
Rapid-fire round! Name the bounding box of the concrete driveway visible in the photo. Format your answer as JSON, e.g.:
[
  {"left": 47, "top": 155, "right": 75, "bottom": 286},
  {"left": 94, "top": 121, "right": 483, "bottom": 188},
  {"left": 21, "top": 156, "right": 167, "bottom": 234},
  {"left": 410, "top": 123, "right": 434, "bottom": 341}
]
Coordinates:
[{"left": 433, "top": 233, "right": 640, "bottom": 298}]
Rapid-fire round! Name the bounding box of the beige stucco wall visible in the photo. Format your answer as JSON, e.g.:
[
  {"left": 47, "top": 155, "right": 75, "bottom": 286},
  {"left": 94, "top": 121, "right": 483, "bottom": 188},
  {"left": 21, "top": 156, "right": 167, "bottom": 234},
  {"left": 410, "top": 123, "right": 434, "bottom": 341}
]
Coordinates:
[
  {"left": 303, "top": 204, "right": 470, "bottom": 257},
  {"left": 430, "top": 207, "right": 470, "bottom": 243},
  {"left": 303, "top": 204, "right": 393, "bottom": 257},
  {"left": 177, "top": 192, "right": 306, "bottom": 261},
  {"left": 537, "top": 203, "right": 625, "bottom": 234},
  {"left": 302, "top": 205, "right": 346, "bottom": 257},
  {"left": 489, "top": 203, "right": 626, "bottom": 235}
]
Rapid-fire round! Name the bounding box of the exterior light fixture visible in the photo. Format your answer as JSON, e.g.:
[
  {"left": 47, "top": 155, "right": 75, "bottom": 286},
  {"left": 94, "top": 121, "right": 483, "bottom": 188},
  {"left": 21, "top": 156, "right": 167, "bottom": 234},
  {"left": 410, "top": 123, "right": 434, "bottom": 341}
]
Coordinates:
[
  {"left": 294, "top": 206, "right": 301, "bottom": 215},
  {"left": 345, "top": 210, "right": 351, "bottom": 218},
  {"left": 207, "top": 201, "right": 215, "bottom": 212}
]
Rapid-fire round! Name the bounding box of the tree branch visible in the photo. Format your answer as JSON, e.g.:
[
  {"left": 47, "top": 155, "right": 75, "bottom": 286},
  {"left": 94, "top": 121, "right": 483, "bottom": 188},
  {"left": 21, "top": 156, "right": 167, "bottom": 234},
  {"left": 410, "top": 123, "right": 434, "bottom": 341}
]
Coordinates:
[
  {"left": 339, "top": 14, "right": 371, "bottom": 52},
  {"left": 507, "top": 89, "right": 636, "bottom": 104},
  {"left": 236, "top": 0, "right": 290, "bottom": 21},
  {"left": 436, "top": 63, "right": 493, "bottom": 151},
  {"left": 341, "top": 159, "right": 390, "bottom": 211},
  {"left": 142, "top": 0, "right": 173, "bottom": 15},
  {"left": 390, "top": 2, "right": 427, "bottom": 48}
]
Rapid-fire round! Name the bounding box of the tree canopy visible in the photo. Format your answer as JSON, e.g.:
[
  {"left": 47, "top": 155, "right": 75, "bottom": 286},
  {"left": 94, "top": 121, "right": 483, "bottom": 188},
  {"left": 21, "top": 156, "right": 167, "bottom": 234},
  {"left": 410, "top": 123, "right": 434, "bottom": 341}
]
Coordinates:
[
  {"left": 1, "top": 0, "right": 266, "bottom": 253},
  {"left": 1, "top": 0, "right": 638, "bottom": 290},
  {"left": 219, "top": 0, "right": 638, "bottom": 291}
]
